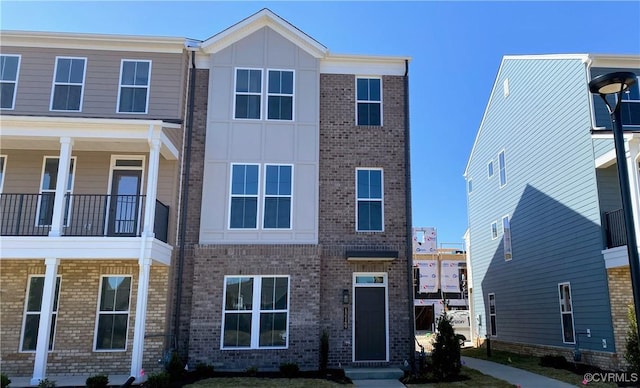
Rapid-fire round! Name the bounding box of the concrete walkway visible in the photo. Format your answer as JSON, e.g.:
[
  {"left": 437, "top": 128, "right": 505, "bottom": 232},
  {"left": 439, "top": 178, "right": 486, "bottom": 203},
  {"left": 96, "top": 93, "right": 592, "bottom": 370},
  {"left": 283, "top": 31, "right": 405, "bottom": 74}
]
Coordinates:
[{"left": 462, "top": 356, "right": 577, "bottom": 388}]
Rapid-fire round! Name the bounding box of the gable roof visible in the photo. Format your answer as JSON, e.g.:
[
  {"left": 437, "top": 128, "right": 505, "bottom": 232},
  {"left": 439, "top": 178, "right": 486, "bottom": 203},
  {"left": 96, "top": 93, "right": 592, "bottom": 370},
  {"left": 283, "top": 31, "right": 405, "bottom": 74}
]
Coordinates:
[{"left": 200, "top": 8, "right": 328, "bottom": 58}]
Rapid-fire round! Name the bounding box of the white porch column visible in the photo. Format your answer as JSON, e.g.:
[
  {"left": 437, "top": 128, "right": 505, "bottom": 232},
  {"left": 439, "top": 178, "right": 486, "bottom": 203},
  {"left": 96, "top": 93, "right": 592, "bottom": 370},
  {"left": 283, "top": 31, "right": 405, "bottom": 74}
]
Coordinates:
[
  {"left": 31, "top": 258, "right": 59, "bottom": 385},
  {"left": 627, "top": 137, "right": 640, "bottom": 250},
  {"left": 143, "top": 137, "right": 161, "bottom": 237},
  {"left": 130, "top": 257, "right": 152, "bottom": 380},
  {"left": 49, "top": 137, "right": 73, "bottom": 237}
]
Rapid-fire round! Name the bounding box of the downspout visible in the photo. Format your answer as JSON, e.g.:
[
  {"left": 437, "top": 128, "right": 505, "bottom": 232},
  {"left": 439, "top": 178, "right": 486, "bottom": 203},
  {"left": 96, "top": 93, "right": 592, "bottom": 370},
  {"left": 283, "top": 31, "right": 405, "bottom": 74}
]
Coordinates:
[
  {"left": 173, "top": 44, "right": 197, "bottom": 353},
  {"left": 403, "top": 59, "right": 416, "bottom": 370}
]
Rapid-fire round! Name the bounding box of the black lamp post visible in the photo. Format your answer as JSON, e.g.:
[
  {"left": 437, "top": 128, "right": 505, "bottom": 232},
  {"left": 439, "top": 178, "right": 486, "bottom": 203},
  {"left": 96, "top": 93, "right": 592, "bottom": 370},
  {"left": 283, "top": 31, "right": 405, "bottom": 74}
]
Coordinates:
[{"left": 589, "top": 71, "right": 640, "bottom": 339}]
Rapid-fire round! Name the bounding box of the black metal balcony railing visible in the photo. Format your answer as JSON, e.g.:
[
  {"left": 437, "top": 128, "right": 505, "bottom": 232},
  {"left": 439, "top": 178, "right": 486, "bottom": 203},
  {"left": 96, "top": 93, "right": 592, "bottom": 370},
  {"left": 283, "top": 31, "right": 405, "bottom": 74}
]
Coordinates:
[
  {"left": 604, "top": 208, "right": 627, "bottom": 249},
  {"left": 0, "top": 193, "right": 169, "bottom": 243}
]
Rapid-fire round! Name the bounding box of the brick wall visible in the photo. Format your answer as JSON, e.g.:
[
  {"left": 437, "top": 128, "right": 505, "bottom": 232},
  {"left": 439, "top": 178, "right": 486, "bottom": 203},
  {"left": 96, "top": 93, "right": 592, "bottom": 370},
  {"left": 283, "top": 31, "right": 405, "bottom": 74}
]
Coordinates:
[
  {"left": 607, "top": 266, "right": 633, "bottom": 370},
  {"left": 0, "top": 260, "right": 168, "bottom": 376}
]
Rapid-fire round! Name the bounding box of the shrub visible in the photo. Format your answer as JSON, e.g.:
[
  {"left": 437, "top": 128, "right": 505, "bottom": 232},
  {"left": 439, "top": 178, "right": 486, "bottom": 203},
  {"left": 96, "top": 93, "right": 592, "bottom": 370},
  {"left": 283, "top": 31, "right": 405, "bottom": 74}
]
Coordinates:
[
  {"left": 85, "top": 374, "right": 109, "bottom": 388},
  {"left": 625, "top": 305, "right": 640, "bottom": 373},
  {"left": 431, "top": 312, "right": 461, "bottom": 380},
  {"left": 166, "top": 351, "right": 185, "bottom": 381},
  {"left": 194, "top": 363, "right": 215, "bottom": 378},
  {"left": 245, "top": 366, "right": 258, "bottom": 376},
  {"left": 279, "top": 362, "right": 299, "bottom": 378},
  {"left": 144, "top": 371, "right": 170, "bottom": 388},
  {"left": 1, "top": 373, "right": 11, "bottom": 388},
  {"left": 37, "top": 379, "right": 56, "bottom": 388},
  {"left": 320, "top": 330, "right": 329, "bottom": 372},
  {"left": 539, "top": 355, "right": 570, "bottom": 370}
]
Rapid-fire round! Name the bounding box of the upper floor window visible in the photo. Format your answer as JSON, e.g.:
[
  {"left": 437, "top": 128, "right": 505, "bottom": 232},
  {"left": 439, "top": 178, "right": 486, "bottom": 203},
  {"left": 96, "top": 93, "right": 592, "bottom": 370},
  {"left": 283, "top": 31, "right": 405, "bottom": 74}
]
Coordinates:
[
  {"left": 621, "top": 76, "right": 640, "bottom": 126},
  {"left": 264, "top": 165, "right": 292, "bottom": 229},
  {"left": 0, "top": 54, "right": 20, "bottom": 110},
  {"left": 95, "top": 276, "right": 131, "bottom": 351},
  {"left": 37, "top": 156, "right": 76, "bottom": 226},
  {"left": 50, "top": 57, "right": 86, "bottom": 111},
  {"left": 356, "top": 77, "right": 382, "bottom": 126},
  {"left": 467, "top": 178, "right": 473, "bottom": 194},
  {"left": 491, "top": 221, "right": 498, "bottom": 240},
  {"left": 21, "top": 276, "right": 61, "bottom": 352},
  {"left": 558, "top": 283, "right": 575, "bottom": 344},
  {"left": 118, "top": 60, "right": 151, "bottom": 113},
  {"left": 498, "top": 150, "right": 507, "bottom": 187},
  {"left": 0, "top": 155, "right": 5, "bottom": 193},
  {"left": 230, "top": 164, "right": 259, "bottom": 229},
  {"left": 235, "top": 69, "right": 262, "bottom": 119},
  {"left": 267, "top": 70, "right": 294, "bottom": 120},
  {"left": 487, "top": 161, "right": 494, "bottom": 178},
  {"left": 356, "top": 168, "right": 383, "bottom": 232},
  {"left": 502, "top": 215, "right": 512, "bottom": 261}
]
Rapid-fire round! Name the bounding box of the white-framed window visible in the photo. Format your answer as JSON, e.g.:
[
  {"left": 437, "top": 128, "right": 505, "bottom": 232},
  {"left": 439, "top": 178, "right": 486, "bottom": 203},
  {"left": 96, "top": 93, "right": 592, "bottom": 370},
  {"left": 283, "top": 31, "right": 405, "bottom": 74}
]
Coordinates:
[
  {"left": 356, "top": 77, "right": 382, "bottom": 126},
  {"left": 20, "top": 275, "right": 61, "bottom": 352},
  {"left": 490, "top": 221, "right": 498, "bottom": 240},
  {"left": 94, "top": 276, "right": 131, "bottom": 351},
  {"left": 117, "top": 60, "right": 151, "bottom": 113},
  {"left": 488, "top": 160, "right": 494, "bottom": 178},
  {"left": 620, "top": 75, "right": 640, "bottom": 126},
  {"left": 267, "top": 70, "right": 294, "bottom": 120},
  {"left": 356, "top": 168, "right": 383, "bottom": 232},
  {"left": 467, "top": 178, "right": 473, "bottom": 194},
  {"left": 221, "top": 275, "right": 289, "bottom": 349},
  {"left": 488, "top": 293, "right": 497, "bottom": 336},
  {"left": 498, "top": 150, "right": 507, "bottom": 187},
  {"left": 0, "top": 54, "right": 20, "bottom": 110},
  {"left": 50, "top": 57, "right": 86, "bottom": 111},
  {"left": 502, "top": 215, "right": 512, "bottom": 261},
  {"left": 558, "top": 283, "right": 575, "bottom": 344},
  {"left": 234, "top": 68, "right": 262, "bottom": 119},
  {"left": 229, "top": 164, "right": 260, "bottom": 229},
  {"left": 263, "top": 164, "right": 292, "bottom": 229},
  {"left": 0, "top": 155, "right": 6, "bottom": 193},
  {"left": 37, "top": 156, "right": 76, "bottom": 227}
]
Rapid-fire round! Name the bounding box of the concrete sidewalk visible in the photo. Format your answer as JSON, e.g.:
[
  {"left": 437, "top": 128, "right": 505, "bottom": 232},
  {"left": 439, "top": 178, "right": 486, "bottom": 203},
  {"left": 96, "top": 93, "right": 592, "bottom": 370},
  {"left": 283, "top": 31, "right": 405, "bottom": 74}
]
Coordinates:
[{"left": 462, "top": 356, "right": 577, "bottom": 388}]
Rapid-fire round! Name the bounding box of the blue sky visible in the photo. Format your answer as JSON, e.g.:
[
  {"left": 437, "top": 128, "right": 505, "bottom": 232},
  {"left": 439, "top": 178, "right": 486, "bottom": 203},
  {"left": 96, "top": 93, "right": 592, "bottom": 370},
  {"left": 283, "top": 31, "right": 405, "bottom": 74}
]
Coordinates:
[{"left": 2, "top": 1, "right": 639, "bottom": 245}]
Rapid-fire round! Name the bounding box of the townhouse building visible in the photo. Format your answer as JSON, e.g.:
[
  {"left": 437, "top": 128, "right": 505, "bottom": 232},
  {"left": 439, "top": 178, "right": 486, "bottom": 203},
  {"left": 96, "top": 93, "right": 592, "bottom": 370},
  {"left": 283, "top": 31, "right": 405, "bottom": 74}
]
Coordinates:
[{"left": 465, "top": 54, "right": 640, "bottom": 370}]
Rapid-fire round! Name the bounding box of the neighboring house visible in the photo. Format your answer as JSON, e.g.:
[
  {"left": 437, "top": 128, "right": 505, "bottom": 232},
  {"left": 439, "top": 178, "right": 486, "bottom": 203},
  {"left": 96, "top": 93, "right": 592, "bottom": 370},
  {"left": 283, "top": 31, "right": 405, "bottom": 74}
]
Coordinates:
[
  {"left": 0, "top": 32, "right": 188, "bottom": 383},
  {"left": 464, "top": 54, "right": 640, "bottom": 370},
  {"left": 174, "top": 9, "right": 414, "bottom": 370}
]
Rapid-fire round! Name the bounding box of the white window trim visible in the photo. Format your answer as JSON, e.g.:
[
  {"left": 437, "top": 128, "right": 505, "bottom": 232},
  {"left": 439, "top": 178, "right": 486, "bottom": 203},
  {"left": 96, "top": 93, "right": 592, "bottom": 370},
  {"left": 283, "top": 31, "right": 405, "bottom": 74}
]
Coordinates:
[
  {"left": 355, "top": 76, "right": 383, "bottom": 126},
  {"left": 352, "top": 272, "right": 389, "bottom": 362},
  {"left": 467, "top": 178, "right": 473, "bottom": 194},
  {"left": 487, "top": 160, "right": 494, "bottom": 178},
  {"left": 355, "top": 167, "right": 384, "bottom": 232},
  {"left": 0, "top": 54, "right": 21, "bottom": 110},
  {"left": 558, "top": 282, "right": 576, "bottom": 344},
  {"left": 490, "top": 221, "right": 498, "bottom": 240},
  {"left": 19, "top": 275, "right": 61, "bottom": 353},
  {"left": 220, "top": 275, "right": 291, "bottom": 350},
  {"left": 49, "top": 56, "right": 86, "bottom": 112},
  {"left": 233, "top": 67, "right": 263, "bottom": 120},
  {"left": 502, "top": 215, "right": 512, "bottom": 261},
  {"left": 488, "top": 293, "right": 497, "bottom": 337},
  {"left": 36, "top": 156, "right": 77, "bottom": 227},
  {"left": 498, "top": 150, "right": 507, "bottom": 188},
  {"left": 618, "top": 77, "right": 640, "bottom": 127},
  {"left": 263, "top": 164, "right": 294, "bottom": 230},
  {"left": 116, "top": 59, "right": 151, "bottom": 114},
  {"left": 228, "top": 163, "right": 261, "bottom": 230},
  {"left": 93, "top": 275, "right": 132, "bottom": 352},
  {"left": 106, "top": 155, "right": 146, "bottom": 236},
  {"left": 0, "top": 155, "right": 6, "bottom": 193},
  {"left": 266, "top": 69, "right": 295, "bottom": 121}
]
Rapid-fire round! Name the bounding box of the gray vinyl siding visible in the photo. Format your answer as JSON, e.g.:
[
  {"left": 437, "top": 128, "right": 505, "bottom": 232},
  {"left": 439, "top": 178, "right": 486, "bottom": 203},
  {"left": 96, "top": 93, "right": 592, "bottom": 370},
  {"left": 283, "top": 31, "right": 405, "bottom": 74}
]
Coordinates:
[
  {"left": 592, "top": 138, "right": 615, "bottom": 160},
  {"left": 467, "top": 58, "right": 615, "bottom": 352},
  {"left": 3, "top": 46, "right": 187, "bottom": 119}
]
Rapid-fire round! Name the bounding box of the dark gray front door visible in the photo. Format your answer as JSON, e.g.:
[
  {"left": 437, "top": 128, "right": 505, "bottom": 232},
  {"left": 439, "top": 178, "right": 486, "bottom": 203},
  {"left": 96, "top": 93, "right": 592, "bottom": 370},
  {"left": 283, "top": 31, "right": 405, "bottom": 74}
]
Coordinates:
[
  {"left": 108, "top": 170, "right": 141, "bottom": 236},
  {"left": 355, "top": 287, "right": 386, "bottom": 361}
]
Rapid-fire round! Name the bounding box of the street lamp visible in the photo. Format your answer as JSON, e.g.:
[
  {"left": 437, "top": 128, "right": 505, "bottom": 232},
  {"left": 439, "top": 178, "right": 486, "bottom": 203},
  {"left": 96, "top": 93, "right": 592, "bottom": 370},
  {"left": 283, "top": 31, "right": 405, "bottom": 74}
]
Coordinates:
[{"left": 589, "top": 71, "right": 640, "bottom": 340}]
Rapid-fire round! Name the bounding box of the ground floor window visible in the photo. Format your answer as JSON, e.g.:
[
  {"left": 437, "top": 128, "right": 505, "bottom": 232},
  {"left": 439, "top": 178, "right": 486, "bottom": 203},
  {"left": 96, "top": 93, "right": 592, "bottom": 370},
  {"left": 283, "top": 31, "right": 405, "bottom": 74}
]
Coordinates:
[
  {"left": 558, "top": 283, "right": 575, "bottom": 343},
  {"left": 488, "top": 293, "right": 497, "bottom": 336},
  {"left": 222, "top": 275, "right": 289, "bottom": 349},
  {"left": 95, "top": 276, "right": 131, "bottom": 351},
  {"left": 21, "top": 276, "right": 61, "bottom": 351}
]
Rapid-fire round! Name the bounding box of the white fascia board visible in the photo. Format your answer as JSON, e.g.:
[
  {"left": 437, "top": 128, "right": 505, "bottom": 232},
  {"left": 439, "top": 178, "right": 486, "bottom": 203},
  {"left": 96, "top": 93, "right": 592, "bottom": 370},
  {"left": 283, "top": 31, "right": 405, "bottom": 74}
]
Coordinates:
[
  {"left": 502, "top": 54, "right": 590, "bottom": 62},
  {"left": 320, "top": 54, "right": 410, "bottom": 76},
  {"left": 590, "top": 54, "right": 640, "bottom": 69},
  {"left": 0, "top": 30, "right": 186, "bottom": 53},
  {"left": 595, "top": 148, "right": 617, "bottom": 168},
  {"left": 0, "top": 237, "right": 172, "bottom": 265}
]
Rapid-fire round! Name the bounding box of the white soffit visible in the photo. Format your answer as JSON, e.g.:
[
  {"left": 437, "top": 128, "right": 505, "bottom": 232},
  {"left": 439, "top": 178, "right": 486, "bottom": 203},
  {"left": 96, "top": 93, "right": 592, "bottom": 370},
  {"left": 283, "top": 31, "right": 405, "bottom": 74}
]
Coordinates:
[{"left": 321, "top": 54, "right": 409, "bottom": 76}]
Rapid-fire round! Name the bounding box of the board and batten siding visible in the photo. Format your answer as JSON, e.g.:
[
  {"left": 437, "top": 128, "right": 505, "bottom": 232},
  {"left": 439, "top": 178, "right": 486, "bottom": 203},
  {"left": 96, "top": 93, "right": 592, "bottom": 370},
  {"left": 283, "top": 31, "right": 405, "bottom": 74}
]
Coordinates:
[
  {"left": 467, "top": 57, "right": 615, "bottom": 352},
  {"left": 3, "top": 46, "right": 187, "bottom": 119}
]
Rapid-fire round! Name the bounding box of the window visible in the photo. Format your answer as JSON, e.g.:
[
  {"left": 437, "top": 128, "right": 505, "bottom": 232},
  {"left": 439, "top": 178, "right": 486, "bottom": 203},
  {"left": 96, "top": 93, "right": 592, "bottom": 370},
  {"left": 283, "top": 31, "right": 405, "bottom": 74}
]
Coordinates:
[
  {"left": 230, "top": 164, "right": 259, "bottom": 229},
  {"left": 21, "top": 276, "right": 61, "bottom": 352},
  {"left": 498, "top": 150, "right": 507, "bottom": 187},
  {"left": 558, "top": 283, "right": 575, "bottom": 343},
  {"left": 50, "top": 57, "right": 86, "bottom": 111},
  {"left": 356, "top": 168, "right": 383, "bottom": 231},
  {"left": 118, "top": 60, "right": 151, "bottom": 113},
  {"left": 264, "top": 165, "right": 292, "bottom": 229},
  {"left": 356, "top": 77, "right": 382, "bottom": 126},
  {"left": 267, "top": 70, "right": 293, "bottom": 120},
  {"left": 37, "top": 157, "right": 76, "bottom": 226},
  {"left": 0, "top": 54, "right": 20, "bottom": 109},
  {"left": 488, "top": 293, "right": 497, "bottom": 336},
  {"left": 487, "top": 161, "right": 494, "bottom": 178},
  {"left": 0, "top": 155, "right": 5, "bottom": 193},
  {"left": 621, "top": 76, "right": 640, "bottom": 126},
  {"left": 222, "top": 276, "right": 289, "bottom": 349},
  {"left": 503, "top": 215, "right": 512, "bottom": 261},
  {"left": 235, "top": 69, "right": 262, "bottom": 119},
  {"left": 491, "top": 221, "right": 498, "bottom": 240},
  {"left": 467, "top": 178, "right": 473, "bottom": 194},
  {"left": 95, "top": 276, "right": 131, "bottom": 350}
]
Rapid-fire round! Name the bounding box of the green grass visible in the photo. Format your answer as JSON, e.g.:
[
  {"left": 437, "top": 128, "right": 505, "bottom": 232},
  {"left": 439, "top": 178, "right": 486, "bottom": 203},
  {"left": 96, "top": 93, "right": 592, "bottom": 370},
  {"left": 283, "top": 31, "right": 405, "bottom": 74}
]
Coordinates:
[
  {"left": 461, "top": 347, "right": 617, "bottom": 388},
  {"left": 405, "top": 366, "right": 516, "bottom": 387}
]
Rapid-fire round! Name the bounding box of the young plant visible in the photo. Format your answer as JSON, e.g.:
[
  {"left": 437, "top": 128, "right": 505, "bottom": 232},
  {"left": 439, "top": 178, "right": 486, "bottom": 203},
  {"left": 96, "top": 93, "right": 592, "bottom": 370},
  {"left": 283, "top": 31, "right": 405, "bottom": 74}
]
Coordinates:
[{"left": 431, "top": 311, "right": 462, "bottom": 380}]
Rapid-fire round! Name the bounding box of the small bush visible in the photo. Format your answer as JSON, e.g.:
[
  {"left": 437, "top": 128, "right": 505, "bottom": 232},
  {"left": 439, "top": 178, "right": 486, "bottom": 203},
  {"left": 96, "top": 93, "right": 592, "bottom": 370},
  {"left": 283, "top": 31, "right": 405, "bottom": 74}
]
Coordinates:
[
  {"left": 37, "top": 379, "right": 56, "bottom": 388},
  {"left": 194, "top": 363, "right": 215, "bottom": 378},
  {"left": 166, "top": 351, "right": 185, "bottom": 381},
  {"left": 320, "top": 330, "right": 329, "bottom": 372},
  {"left": 625, "top": 305, "right": 640, "bottom": 373},
  {"left": 279, "top": 362, "right": 299, "bottom": 378},
  {"left": 1, "top": 373, "right": 11, "bottom": 388},
  {"left": 85, "top": 374, "right": 109, "bottom": 388},
  {"left": 539, "top": 354, "right": 570, "bottom": 370},
  {"left": 245, "top": 366, "right": 258, "bottom": 376},
  {"left": 431, "top": 312, "right": 461, "bottom": 380},
  {"left": 144, "top": 371, "right": 170, "bottom": 388}
]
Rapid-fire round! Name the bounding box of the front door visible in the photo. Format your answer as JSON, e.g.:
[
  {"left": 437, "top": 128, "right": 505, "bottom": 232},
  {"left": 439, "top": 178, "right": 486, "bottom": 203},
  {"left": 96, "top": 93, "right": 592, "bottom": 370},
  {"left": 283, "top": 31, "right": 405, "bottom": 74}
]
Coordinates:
[
  {"left": 108, "top": 170, "right": 142, "bottom": 236},
  {"left": 354, "top": 274, "right": 388, "bottom": 361}
]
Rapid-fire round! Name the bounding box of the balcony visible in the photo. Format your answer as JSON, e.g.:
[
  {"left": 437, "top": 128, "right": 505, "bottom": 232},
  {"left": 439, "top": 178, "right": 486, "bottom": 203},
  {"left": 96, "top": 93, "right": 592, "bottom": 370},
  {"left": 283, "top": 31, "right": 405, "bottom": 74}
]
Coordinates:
[
  {"left": 603, "top": 208, "right": 627, "bottom": 249},
  {"left": 0, "top": 193, "right": 169, "bottom": 243}
]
